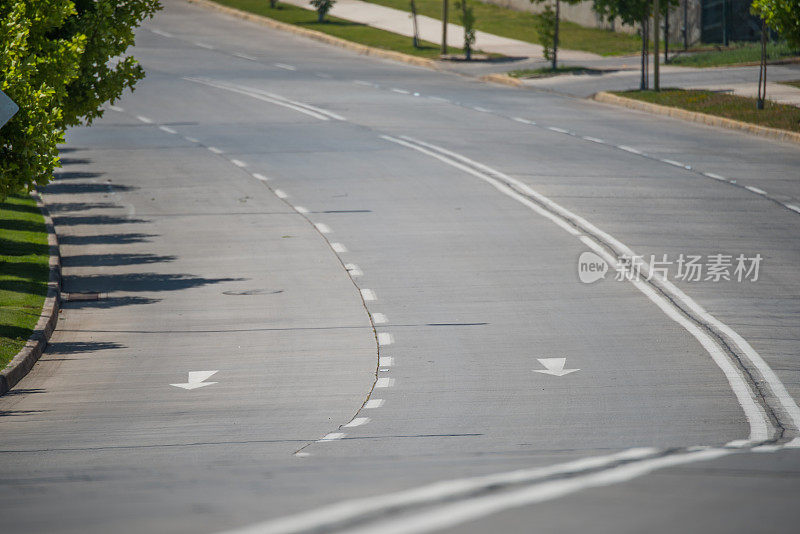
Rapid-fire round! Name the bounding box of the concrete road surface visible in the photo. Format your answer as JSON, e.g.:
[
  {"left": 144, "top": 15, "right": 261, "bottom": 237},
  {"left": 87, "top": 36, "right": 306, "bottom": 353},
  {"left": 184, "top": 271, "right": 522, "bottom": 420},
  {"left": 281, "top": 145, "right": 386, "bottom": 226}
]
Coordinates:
[{"left": 1, "top": 1, "right": 799, "bottom": 533}]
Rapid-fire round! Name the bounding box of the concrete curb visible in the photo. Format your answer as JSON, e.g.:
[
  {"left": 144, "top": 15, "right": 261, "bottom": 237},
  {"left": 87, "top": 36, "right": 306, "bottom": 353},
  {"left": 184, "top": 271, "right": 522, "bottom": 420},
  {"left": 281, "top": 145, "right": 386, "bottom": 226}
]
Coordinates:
[
  {"left": 187, "top": 0, "right": 439, "bottom": 70},
  {"left": 594, "top": 91, "right": 800, "bottom": 145},
  {"left": 0, "top": 192, "right": 61, "bottom": 396},
  {"left": 479, "top": 73, "right": 523, "bottom": 87}
]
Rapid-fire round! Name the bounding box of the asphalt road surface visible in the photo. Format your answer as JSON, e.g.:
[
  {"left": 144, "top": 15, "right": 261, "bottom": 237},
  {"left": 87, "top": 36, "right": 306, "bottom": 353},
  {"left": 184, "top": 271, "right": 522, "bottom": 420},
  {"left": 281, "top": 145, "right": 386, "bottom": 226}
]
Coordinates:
[{"left": 2, "top": 1, "right": 800, "bottom": 533}]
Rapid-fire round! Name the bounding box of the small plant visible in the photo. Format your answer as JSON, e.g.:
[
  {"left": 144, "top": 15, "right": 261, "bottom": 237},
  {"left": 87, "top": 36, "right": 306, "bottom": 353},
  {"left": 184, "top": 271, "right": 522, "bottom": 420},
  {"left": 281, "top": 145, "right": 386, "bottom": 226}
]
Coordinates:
[
  {"left": 456, "top": 0, "right": 476, "bottom": 60},
  {"left": 310, "top": 0, "right": 335, "bottom": 22},
  {"left": 270, "top": 0, "right": 278, "bottom": 8}
]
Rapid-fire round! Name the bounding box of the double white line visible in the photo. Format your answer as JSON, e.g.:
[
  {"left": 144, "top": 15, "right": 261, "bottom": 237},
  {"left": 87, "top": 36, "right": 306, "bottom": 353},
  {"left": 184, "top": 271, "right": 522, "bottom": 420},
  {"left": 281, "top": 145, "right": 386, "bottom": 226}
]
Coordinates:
[{"left": 184, "top": 77, "right": 345, "bottom": 121}]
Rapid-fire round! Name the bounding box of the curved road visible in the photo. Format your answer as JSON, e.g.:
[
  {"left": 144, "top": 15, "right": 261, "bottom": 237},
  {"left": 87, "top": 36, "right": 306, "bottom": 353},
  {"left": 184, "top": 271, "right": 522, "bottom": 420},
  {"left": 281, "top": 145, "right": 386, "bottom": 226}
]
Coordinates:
[{"left": 2, "top": 1, "right": 800, "bottom": 533}]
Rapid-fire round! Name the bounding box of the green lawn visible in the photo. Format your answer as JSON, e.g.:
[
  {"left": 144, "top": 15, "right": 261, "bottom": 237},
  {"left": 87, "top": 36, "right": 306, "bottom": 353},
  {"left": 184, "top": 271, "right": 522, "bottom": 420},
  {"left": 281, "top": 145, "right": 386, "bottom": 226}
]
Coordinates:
[
  {"left": 0, "top": 193, "right": 49, "bottom": 368},
  {"left": 615, "top": 89, "right": 800, "bottom": 133},
  {"left": 508, "top": 65, "right": 593, "bottom": 78},
  {"left": 360, "top": 0, "right": 643, "bottom": 56},
  {"left": 779, "top": 80, "right": 800, "bottom": 90},
  {"left": 669, "top": 41, "right": 799, "bottom": 67},
  {"left": 210, "top": 0, "right": 462, "bottom": 58}
]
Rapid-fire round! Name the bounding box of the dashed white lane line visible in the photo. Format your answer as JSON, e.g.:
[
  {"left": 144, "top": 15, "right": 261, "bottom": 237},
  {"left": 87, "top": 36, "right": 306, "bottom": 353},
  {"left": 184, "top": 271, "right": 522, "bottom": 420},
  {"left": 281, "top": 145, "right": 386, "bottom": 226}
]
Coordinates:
[
  {"left": 361, "top": 289, "right": 377, "bottom": 301},
  {"left": 547, "top": 126, "right": 570, "bottom": 134},
  {"left": 194, "top": 41, "right": 214, "bottom": 49},
  {"left": 136, "top": 115, "right": 153, "bottom": 123},
  {"left": 661, "top": 158, "right": 691, "bottom": 169},
  {"left": 372, "top": 312, "right": 388, "bottom": 324},
  {"left": 786, "top": 204, "right": 800, "bottom": 214},
  {"left": 207, "top": 146, "right": 223, "bottom": 154},
  {"left": 392, "top": 88, "right": 411, "bottom": 95},
  {"left": 318, "top": 433, "right": 345, "bottom": 442},
  {"left": 582, "top": 136, "right": 605, "bottom": 144},
  {"left": 745, "top": 186, "right": 767, "bottom": 195},
  {"left": 230, "top": 159, "right": 248, "bottom": 168},
  {"left": 275, "top": 63, "right": 297, "bottom": 71},
  {"left": 108, "top": 105, "right": 125, "bottom": 112},
  {"left": 185, "top": 136, "right": 199, "bottom": 143},
  {"left": 316, "top": 72, "right": 333, "bottom": 78},
  {"left": 252, "top": 173, "right": 269, "bottom": 182},
  {"left": 428, "top": 96, "right": 450, "bottom": 103},
  {"left": 331, "top": 242, "right": 348, "bottom": 253},
  {"left": 344, "top": 417, "right": 370, "bottom": 428},
  {"left": 150, "top": 28, "right": 174, "bottom": 38},
  {"left": 345, "top": 263, "right": 363, "bottom": 276},
  {"left": 158, "top": 125, "right": 177, "bottom": 134},
  {"left": 294, "top": 206, "right": 309, "bottom": 214},
  {"left": 274, "top": 189, "right": 288, "bottom": 199},
  {"left": 364, "top": 399, "right": 385, "bottom": 409},
  {"left": 473, "top": 106, "right": 491, "bottom": 113},
  {"left": 353, "top": 80, "right": 375, "bottom": 87},
  {"left": 294, "top": 452, "right": 311, "bottom": 458},
  {"left": 379, "top": 356, "right": 394, "bottom": 367},
  {"left": 233, "top": 52, "right": 258, "bottom": 61},
  {"left": 377, "top": 333, "right": 394, "bottom": 346},
  {"left": 375, "top": 377, "right": 395, "bottom": 388},
  {"left": 702, "top": 171, "right": 728, "bottom": 181},
  {"left": 617, "top": 145, "right": 642, "bottom": 155},
  {"left": 314, "top": 223, "right": 332, "bottom": 234},
  {"left": 513, "top": 117, "right": 534, "bottom": 124}
]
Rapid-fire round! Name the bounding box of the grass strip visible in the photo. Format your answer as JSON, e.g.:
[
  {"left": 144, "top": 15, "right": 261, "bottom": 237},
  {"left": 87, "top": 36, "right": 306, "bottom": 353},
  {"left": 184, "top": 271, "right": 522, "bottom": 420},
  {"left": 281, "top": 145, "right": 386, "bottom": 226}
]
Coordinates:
[
  {"left": 669, "top": 41, "right": 799, "bottom": 68},
  {"left": 778, "top": 80, "right": 800, "bottom": 90},
  {"left": 209, "top": 0, "right": 462, "bottom": 58},
  {"left": 360, "top": 0, "right": 643, "bottom": 56},
  {"left": 614, "top": 89, "right": 800, "bottom": 133},
  {"left": 0, "top": 193, "right": 49, "bottom": 368},
  {"left": 508, "top": 65, "right": 594, "bottom": 78}
]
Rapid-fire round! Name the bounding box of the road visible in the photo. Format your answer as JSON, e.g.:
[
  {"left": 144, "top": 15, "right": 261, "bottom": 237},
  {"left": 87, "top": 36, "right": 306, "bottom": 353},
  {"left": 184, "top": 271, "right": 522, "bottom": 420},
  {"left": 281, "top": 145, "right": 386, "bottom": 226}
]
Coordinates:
[{"left": 1, "top": 1, "right": 799, "bottom": 532}]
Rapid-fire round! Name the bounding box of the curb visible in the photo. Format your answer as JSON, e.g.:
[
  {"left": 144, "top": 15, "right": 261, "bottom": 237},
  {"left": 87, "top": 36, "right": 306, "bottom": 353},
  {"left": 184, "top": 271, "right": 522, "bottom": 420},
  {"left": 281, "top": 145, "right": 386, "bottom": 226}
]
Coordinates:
[
  {"left": 187, "top": 0, "right": 439, "bottom": 70},
  {"left": 479, "top": 73, "right": 523, "bottom": 87},
  {"left": 0, "top": 192, "right": 61, "bottom": 396},
  {"left": 594, "top": 91, "right": 800, "bottom": 146}
]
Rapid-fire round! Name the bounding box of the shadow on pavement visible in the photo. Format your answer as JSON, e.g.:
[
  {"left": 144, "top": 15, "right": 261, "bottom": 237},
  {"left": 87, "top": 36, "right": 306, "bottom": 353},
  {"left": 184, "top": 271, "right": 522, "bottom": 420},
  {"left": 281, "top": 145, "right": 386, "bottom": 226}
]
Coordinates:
[{"left": 62, "top": 254, "right": 177, "bottom": 267}]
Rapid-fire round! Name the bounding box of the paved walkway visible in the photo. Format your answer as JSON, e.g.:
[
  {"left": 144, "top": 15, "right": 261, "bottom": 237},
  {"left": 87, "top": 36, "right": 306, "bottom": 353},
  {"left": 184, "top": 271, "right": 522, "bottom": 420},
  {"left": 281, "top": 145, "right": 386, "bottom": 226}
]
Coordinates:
[{"left": 280, "top": 0, "right": 601, "bottom": 61}]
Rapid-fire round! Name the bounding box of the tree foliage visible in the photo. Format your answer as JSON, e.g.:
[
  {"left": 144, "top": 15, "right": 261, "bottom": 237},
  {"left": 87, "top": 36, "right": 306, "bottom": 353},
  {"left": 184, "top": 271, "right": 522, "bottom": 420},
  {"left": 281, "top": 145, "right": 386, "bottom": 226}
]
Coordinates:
[
  {"left": 536, "top": 4, "right": 557, "bottom": 62},
  {"left": 456, "top": 0, "right": 476, "bottom": 60},
  {"left": 0, "top": 0, "right": 161, "bottom": 200},
  {"left": 310, "top": 0, "right": 336, "bottom": 22},
  {"left": 751, "top": 0, "right": 800, "bottom": 48}
]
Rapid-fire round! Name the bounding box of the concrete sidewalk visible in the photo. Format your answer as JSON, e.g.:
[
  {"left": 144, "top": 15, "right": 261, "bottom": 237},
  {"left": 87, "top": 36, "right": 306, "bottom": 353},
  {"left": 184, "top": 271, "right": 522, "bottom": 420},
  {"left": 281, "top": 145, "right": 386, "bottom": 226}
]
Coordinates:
[{"left": 280, "top": 0, "right": 601, "bottom": 61}]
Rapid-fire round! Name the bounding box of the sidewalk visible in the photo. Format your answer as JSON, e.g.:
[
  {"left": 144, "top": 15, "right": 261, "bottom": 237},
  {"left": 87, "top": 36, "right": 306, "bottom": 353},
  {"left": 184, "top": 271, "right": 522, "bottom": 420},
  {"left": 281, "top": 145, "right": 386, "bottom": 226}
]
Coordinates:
[{"left": 279, "top": 0, "right": 601, "bottom": 61}]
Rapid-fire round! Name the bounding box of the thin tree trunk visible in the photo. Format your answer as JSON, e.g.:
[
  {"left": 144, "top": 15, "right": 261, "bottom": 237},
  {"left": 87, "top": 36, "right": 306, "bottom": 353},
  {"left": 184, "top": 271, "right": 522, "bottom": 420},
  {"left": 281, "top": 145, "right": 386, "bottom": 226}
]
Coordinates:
[
  {"left": 757, "top": 19, "right": 767, "bottom": 109},
  {"left": 640, "top": 17, "right": 648, "bottom": 90},
  {"left": 411, "top": 0, "right": 420, "bottom": 48},
  {"left": 553, "top": 0, "right": 560, "bottom": 71}
]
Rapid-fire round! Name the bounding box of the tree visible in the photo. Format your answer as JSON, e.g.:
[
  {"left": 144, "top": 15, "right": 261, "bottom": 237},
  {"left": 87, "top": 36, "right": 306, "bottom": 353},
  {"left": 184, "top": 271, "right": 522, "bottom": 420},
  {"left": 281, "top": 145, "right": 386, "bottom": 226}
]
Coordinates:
[
  {"left": 751, "top": 0, "right": 800, "bottom": 109},
  {"left": 310, "top": 0, "right": 336, "bottom": 22},
  {"left": 536, "top": 4, "right": 557, "bottom": 66},
  {"left": 410, "top": 0, "right": 421, "bottom": 48},
  {"left": 0, "top": 0, "right": 161, "bottom": 199},
  {"left": 456, "top": 0, "right": 476, "bottom": 60},
  {"left": 530, "top": 0, "right": 583, "bottom": 70}
]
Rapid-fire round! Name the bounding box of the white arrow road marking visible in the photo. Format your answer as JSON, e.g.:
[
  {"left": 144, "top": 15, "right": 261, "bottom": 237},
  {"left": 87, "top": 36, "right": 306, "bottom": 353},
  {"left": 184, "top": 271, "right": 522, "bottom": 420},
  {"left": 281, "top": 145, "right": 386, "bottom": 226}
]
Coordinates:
[
  {"left": 171, "top": 370, "right": 218, "bottom": 390},
  {"left": 534, "top": 358, "right": 579, "bottom": 376}
]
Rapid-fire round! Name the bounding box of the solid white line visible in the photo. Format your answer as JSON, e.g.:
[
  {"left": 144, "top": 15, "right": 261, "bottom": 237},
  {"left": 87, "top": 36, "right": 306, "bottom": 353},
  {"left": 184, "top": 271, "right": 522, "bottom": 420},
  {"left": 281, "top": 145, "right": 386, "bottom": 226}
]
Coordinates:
[
  {"left": 108, "top": 105, "right": 125, "bottom": 112},
  {"left": 702, "top": 171, "right": 728, "bottom": 181},
  {"left": 150, "top": 29, "right": 174, "bottom": 38},
  {"left": 318, "top": 433, "right": 345, "bottom": 442},
  {"left": 294, "top": 206, "right": 309, "bottom": 214},
  {"left": 361, "top": 289, "right": 377, "bottom": 301},
  {"left": 159, "top": 126, "right": 177, "bottom": 134},
  {"left": 745, "top": 186, "right": 767, "bottom": 195},
  {"left": 392, "top": 88, "right": 411, "bottom": 94},
  {"left": 512, "top": 117, "right": 533, "bottom": 124},
  {"left": 275, "top": 63, "right": 297, "bottom": 71},
  {"left": 342, "top": 449, "right": 732, "bottom": 534},
  {"left": 314, "top": 223, "right": 331, "bottom": 234},
  {"left": 617, "top": 145, "right": 642, "bottom": 155},
  {"left": 344, "top": 417, "right": 370, "bottom": 428},
  {"left": 582, "top": 136, "right": 605, "bottom": 144},
  {"left": 386, "top": 134, "right": 780, "bottom": 442},
  {"left": 331, "top": 242, "right": 347, "bottom": 253},
  {"left": 274, "top": 189, "right": 288, "bottom": 199},
  {"left": 136, "top": 115, "right": 153, "bottom": 123},
  {"left": 364, "top": 399, "right": 384, "bottom": 409},
  {"left": 379, "top": 356, "right": 394, "bottom": 367},
  {"left": 233, "top": 52, "right": 258, "bottom": 61},
  {"left": 252, "top": 173, "right": 269, "bottom": 182},
  {"left": 218, "top": 448, "right": 660, "bottom": 534},
  {"left": 345, "top": 263, "right": 363, "bottom": 276},
  {"left": 194, "top": 41, "right": 214, "bottom": 49},
  {"left": 184, "top": 77, "right": 332, "bottom": 121},
  {"left": 230, "top": 159, "right": 248, "bottom": 168},
  {"left": 372, "top": 313, "right": 388, "bottom": 324},
  {"left": 786, "top": 204, "right": 800, "bottom": 214},
  {"left": 375, "top": 377, "right": 394, "bottom": 388},
  {"left": 547, "top": 126, "right": 570, "bottom": 134},
  {"left": 377, "top": 333, "right": 394, "bottom": 346},
  {"left": 208, "top": 146, "right": 223, "bottom": 154}
]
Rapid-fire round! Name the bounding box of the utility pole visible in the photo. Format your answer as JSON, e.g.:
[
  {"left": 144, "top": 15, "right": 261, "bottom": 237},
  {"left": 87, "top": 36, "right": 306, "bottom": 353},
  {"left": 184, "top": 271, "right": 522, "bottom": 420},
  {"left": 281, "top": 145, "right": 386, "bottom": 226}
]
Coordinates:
[
  {"left": 664, "top": 6, "right": 669, "bottom": 63},
  {"left": 441, "top": 0, "right": 448, "bottom": 55},
  {"left": 653, "top": 0, "right": 660, "bottom": 91}
]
